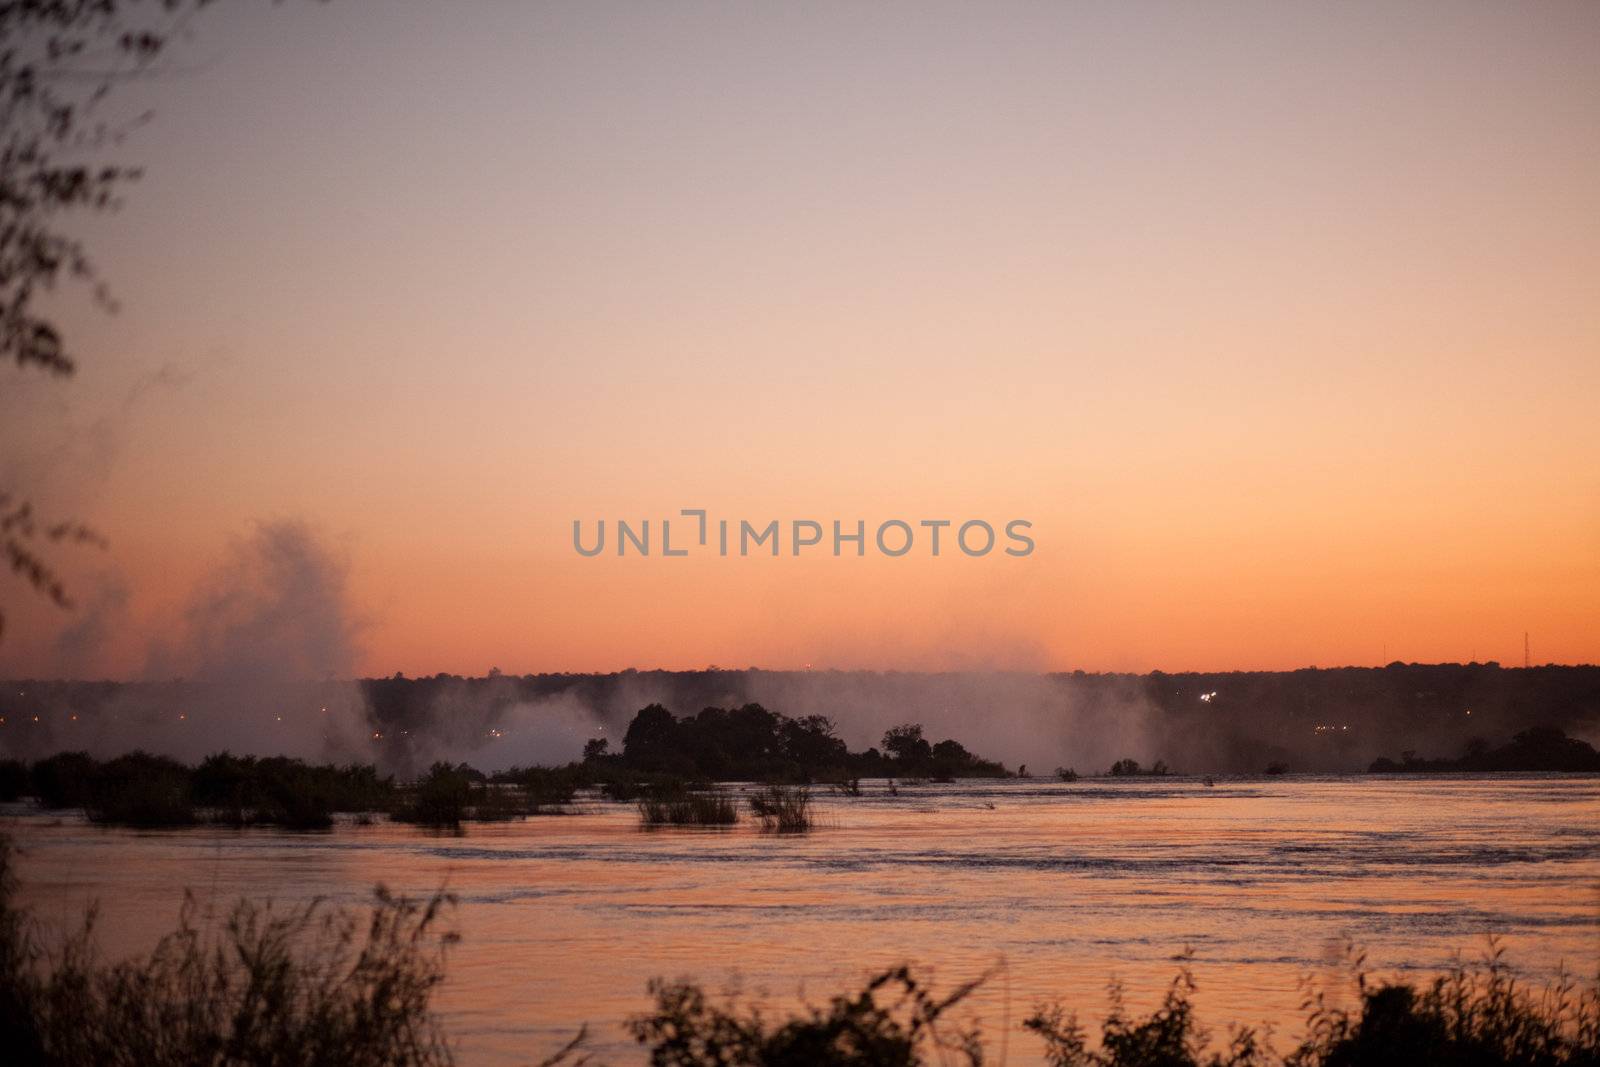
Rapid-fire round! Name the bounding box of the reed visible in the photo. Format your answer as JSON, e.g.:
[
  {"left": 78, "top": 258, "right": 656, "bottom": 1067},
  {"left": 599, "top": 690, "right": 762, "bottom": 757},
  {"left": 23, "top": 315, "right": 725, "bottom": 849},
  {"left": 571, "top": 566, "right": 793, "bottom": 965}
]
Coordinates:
[
  {"left": 0, "top": 837, "right": 455, "bottom": 1066},
  {"left": 637, "top": 788, "right": 739, "bottom": 828},
  {"left": 0, "top": 835, "right": 591, "bottom": 1066},
  {"left": 747, "top": 783, "right": 814, "bottom": 833}
]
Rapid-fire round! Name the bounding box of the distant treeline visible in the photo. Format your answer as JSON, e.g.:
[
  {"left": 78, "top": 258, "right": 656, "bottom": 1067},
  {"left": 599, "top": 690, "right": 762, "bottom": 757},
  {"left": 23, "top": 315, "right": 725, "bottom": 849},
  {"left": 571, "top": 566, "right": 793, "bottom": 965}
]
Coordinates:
[
  {"left": 3, "top": 663, "right": 1598, "bottom": 773},
  {"left": 1369, "top": 726, "right": 1600, "bottom": 774},
  {"left": 0, "top": 704, "right": 1004, "bottom": 829},
  {"left": 358, "top": 664, "right": 1600, "bottom": 776}
]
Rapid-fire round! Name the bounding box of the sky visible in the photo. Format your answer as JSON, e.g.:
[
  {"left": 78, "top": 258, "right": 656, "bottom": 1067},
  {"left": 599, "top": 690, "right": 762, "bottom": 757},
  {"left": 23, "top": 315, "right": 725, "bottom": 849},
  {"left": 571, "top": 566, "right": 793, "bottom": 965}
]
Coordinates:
[{"left": 1, "top": 0, "right": 1596, "bottom": 679}]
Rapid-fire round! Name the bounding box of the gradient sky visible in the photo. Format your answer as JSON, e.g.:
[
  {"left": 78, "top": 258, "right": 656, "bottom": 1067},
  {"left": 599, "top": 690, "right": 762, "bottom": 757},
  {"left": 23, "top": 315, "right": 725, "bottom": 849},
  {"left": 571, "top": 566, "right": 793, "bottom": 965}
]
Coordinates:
[{"left": 2, "top": 1, "right": 1596, "bottom": 678}]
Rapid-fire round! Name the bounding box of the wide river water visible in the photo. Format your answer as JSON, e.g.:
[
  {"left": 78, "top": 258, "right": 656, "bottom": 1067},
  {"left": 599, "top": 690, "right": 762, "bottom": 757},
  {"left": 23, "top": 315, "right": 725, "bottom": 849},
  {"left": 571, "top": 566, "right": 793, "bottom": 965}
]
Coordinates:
[{"left": 6, "top": 774, "right": 1599, "bottom": 1063}]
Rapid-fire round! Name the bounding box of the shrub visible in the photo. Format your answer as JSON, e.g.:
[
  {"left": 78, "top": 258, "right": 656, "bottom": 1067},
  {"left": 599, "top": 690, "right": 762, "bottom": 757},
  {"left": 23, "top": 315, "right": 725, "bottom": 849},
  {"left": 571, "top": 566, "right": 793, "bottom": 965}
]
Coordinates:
[
  {"left": 1024, "top": 946, "right": 1600, "bottom": 1067},
  {"left": 1027, "top": 969, "right": 1269, "bottom": 1067},
  {"left": 392, "top": 763, "right": 473, "bottom": 830},
  {"left": 602, "top": 778, "right": 645, "bottom": 802},
  {"left": 84, "top": 752, "right": 397, "bottom": 830},
  {"left": 628, "top": 965, "right": 986, "bottom": 1067},
  {"left": 266, "top": 787, "right": 337, "bottom": 831},
  {"left": 29, "top": 752, "right": 96, "bottom": 809},
  {"left": 469, "top": 783, "right": 528, "bottom": 822},
  {"left": 85, "top": 751, "right": 196, "bottom": 827},
  {"left": 501, "top": 766, "right": 580, "bottom": 812},
  {"left": 600, "top": 772, "right": 700, "bottom": 804},
  {"left": 1287, "top": 942, "right": 1600, "bottom": 1067}
]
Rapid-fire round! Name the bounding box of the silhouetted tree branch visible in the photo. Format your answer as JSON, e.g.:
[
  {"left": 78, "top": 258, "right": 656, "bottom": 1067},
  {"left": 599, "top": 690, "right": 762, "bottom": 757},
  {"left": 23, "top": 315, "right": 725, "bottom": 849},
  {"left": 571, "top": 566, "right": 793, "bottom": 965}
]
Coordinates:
[{"left": 0, "top": 1, "right": 278, "bottom": 641}]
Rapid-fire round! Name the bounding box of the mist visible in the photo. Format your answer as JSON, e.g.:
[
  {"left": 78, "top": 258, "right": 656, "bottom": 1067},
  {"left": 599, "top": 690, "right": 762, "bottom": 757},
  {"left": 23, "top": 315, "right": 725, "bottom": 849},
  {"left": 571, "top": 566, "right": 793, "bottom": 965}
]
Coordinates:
[
  {"left": 4, "top": 515, "right": 1593, "bottom": 777},
  {"left": 4, "top": 520, "right": 373, "bottom": 765}
]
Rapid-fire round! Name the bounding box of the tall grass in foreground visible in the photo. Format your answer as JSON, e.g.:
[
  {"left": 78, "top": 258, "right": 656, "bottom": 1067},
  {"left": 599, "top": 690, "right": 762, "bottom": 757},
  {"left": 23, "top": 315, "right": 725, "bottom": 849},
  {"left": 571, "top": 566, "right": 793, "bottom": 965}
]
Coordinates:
[
  {"left": 637, "top": 788, "right": 739, "bottom": 828},
  {"left": 0, "top": 837, "right": 454, "bottom": 1066},
  {"left": 747, "top": 784, "right": 814, "bottom": 833},
  {"left": 0, "top": 838, "right": 586, "bottom": 1067}
]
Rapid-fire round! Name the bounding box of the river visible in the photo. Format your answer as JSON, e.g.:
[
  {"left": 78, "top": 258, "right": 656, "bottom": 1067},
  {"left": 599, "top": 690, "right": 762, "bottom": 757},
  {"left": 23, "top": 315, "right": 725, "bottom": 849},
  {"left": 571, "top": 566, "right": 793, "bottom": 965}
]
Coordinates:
[{"left": 6, "top": 774, "right": 1598, "bottom": 1063}]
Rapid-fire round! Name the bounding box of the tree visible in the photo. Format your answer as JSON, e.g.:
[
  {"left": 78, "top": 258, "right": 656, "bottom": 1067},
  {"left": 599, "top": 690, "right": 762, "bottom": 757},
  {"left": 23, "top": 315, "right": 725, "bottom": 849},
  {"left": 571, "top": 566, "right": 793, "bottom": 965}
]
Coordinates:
[
  {"left": 1, "top": 1, "right": 308, "bottom": 640},
  {"left": 881, "top": 722, "right": 932, "bottom": 766},
  {"left": 621, "top": 703, "right": 677, "bottom": 765},
  {"left": 781, "top": 714, "right": 847, "bottom": 770}
]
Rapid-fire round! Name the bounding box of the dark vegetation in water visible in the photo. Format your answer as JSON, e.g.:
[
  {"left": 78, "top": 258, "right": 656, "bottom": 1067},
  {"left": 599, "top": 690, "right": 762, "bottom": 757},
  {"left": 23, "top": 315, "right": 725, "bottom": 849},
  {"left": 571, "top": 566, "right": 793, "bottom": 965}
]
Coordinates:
[
  {"left": 636, "top": 786, "right": 740, "bottom": 828},
  {"left": 388, "top": 762, "right": 580, "bottom": 830},
  {"left": 389, "top": 762, "right": 473, "bottom": 829},
  {"left": 12, "top": 750, "right": 396, "bottom": 830},
  {"left": 0, "top": 703, "right": 1005, "bottom": 829},
  {"left": 1369, "top": 727, "right": 1600, "bottom": 774},
  {"left": 747, "top": 783, "right": 815, "bottom": 833},
  {"left": 193, "top": 752, "right": 393, "bottom": 830},
  {"left": 1, "top": 832, "right": 1595, "bottom": 1066},
  {"left": 591, "top": 704, "right": 1007, "bottom": 783},
  {"left": 1109, "top": 758, "right": 1171, "bottom": 777},
  {"left": 5, "top": 752, "right": 585, "bottom": 831}
]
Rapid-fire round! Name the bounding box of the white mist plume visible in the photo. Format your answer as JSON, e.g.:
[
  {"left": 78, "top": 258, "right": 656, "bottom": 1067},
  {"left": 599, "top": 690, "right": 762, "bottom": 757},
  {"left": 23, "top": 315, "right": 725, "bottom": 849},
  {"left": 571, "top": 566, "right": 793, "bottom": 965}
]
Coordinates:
[
  {"left": 76, "top": 520, "right": 372, "bottom": 764},
  {"left": 388, "top": 669, "right": 1172, "bottom": 778},
  {"left": 746, "top": 670, "right": 1166, "bottom": 774}
]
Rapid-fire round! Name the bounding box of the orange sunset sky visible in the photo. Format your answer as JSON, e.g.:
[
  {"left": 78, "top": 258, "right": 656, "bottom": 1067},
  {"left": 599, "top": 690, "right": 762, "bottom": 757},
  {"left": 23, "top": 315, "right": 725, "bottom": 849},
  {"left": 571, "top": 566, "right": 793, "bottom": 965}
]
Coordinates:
[{"left": 1, "top": 1, "right": 1596, "bottom": 679}]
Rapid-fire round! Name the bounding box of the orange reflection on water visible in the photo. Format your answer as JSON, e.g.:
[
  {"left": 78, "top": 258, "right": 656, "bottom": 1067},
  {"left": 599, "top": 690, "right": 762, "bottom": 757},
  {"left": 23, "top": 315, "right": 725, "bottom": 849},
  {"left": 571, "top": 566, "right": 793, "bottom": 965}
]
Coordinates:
[{"left": 10, "top": 775, "right": 1600, "bottom": 1064}]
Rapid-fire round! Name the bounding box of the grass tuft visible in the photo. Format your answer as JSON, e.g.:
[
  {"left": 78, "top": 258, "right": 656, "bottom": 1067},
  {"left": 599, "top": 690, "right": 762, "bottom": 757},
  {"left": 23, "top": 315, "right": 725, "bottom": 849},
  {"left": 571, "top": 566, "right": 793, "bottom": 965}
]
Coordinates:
[
  {"left": 747, "top": 783, "right": 814, "bottom": 833},
  {"left": 637, "top": 788, "right": 739, "bottom": 828}
]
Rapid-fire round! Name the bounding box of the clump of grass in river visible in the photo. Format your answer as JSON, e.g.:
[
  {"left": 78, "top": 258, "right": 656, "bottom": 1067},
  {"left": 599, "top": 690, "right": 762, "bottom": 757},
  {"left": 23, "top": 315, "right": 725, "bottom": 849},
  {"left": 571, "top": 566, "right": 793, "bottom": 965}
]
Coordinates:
[
  {"left": 747, "top": 783, "right": 814, "bottom": 833},
  {"left": 637, "top": 787, "right": 739, "bottom": 828}
]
